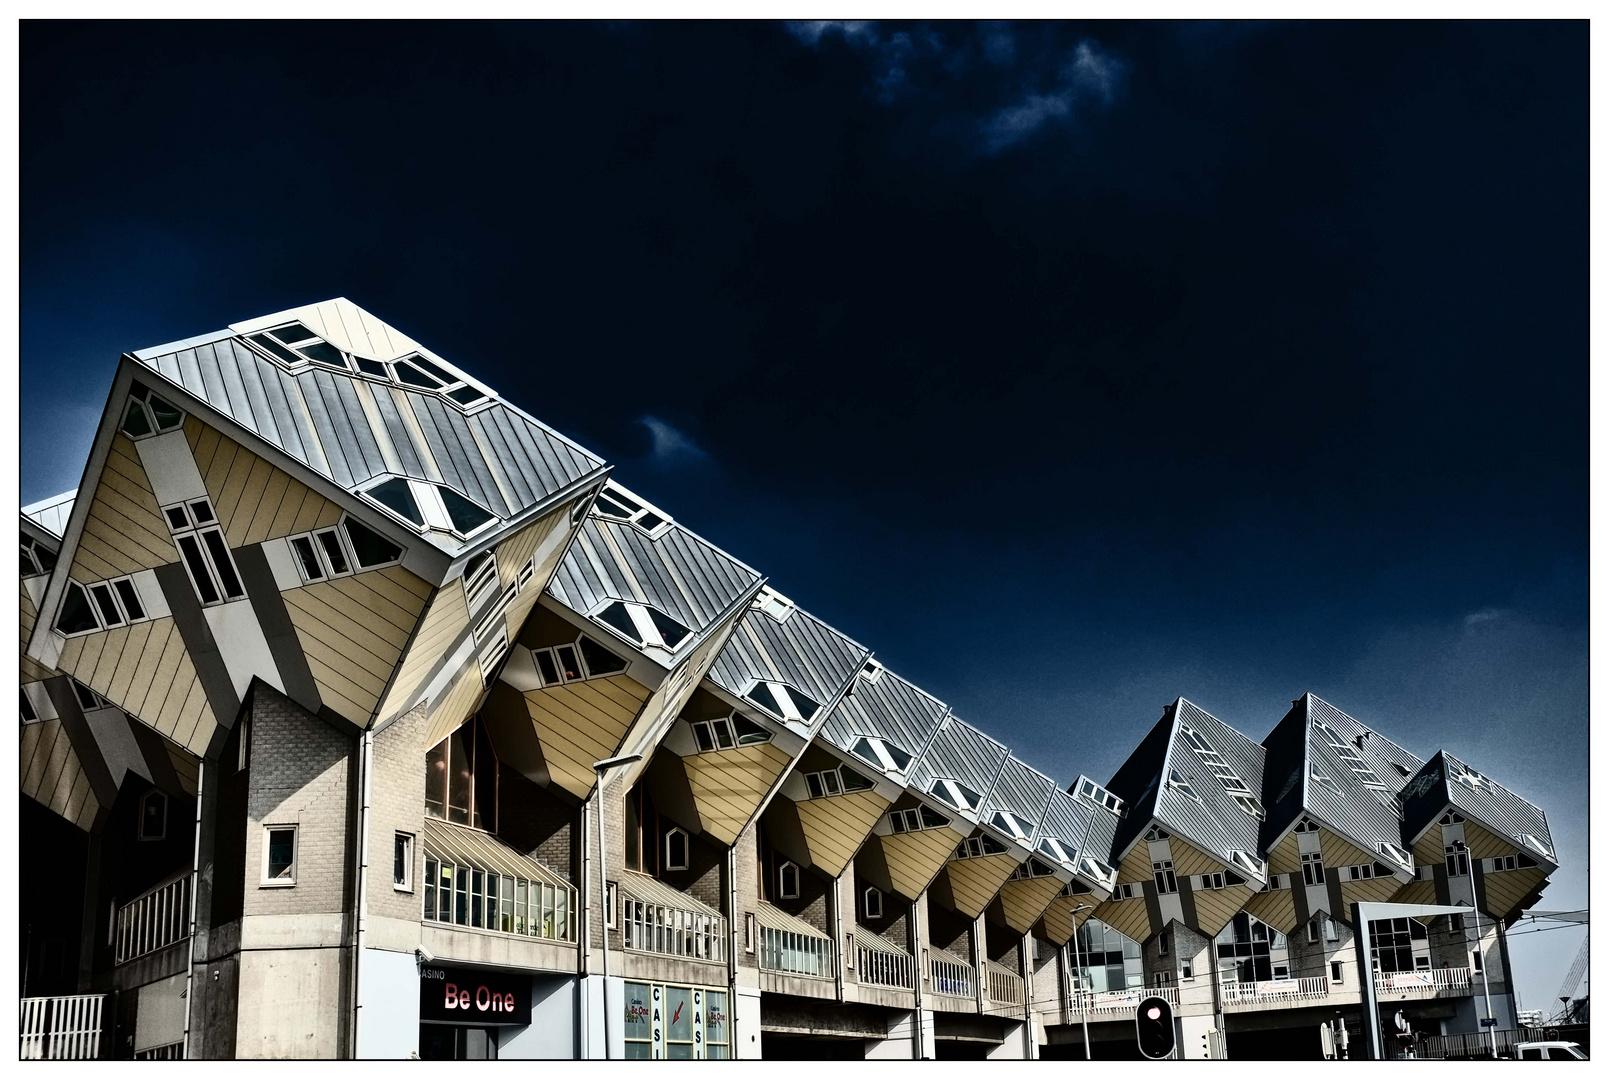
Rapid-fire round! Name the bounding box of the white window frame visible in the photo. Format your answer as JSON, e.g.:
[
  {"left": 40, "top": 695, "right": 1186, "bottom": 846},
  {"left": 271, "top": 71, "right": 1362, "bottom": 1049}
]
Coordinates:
[
  {"left": 886, "top": 805, "right": 949, "bottom": 834},
  {"left": 991, "top": 810, "right": 1032, "bottom": 841},
  {"left": 1166, "top": 769, "right": 1201, "bottom": 801},
  {"left": 778, "top": 861, "right": 801, "bottom": 900},
  {"left": 1445, "top": 845, "right": 1471, "bottom": 878},
  {"left": 394, "top": 832, "right": 415, "bottom": 892},
  {"left": 929, "top": 777, "right": 981, "bottom": 814},
  {"left": 851, "top": 736, "right": 913, "bottom": 776},
  {"left": 1378, "top": 841, "right": 1411, "bottom": 869},
  {"left": 744, "top": 679, "right": 820, "bottom": 724},
  {"left": 803, "top": 764, "right": 873, "bottom": 799},
  {"left": 1301, "top": 851, "right": 1325, "bottom": 887},
  {"left": 1158, "top": 931, "right": 1170, "bottom": 956},
  {"left": 358, "top": 476, "right": 498, "bottom": 540},
  {"left": 1036, "top": 835, "right": 1072, "bottom": 864},
  {"left": 56, "top": 574, "right": 152, "bottom": 636},
  {"left": 858, "top": 658, "right": 884, "bottom": 683},
  {"left": 955, "top": 835, "right": 1008, "bottom": 860},
  {"left": 753, "top": 586, "right": 796, "bottom": 623},
  {"left": 1153, "top": 860, "right": 1178, "bottom": 895},
  {"left": 1311, "top": 771, "right": 1343, "bottom": 795},
  {"left": 1522, "top": 833, "right": 1554, "bottom": 859},
  {"left": 691, "top": 712, "right": 773, "bottom": 753},
  {"left": 664, "top": 828, "right": 689, "bottom": 872},
  {"left": 119, "top": 382, "right": 186, "bottom": 441},
  {"left": 462, "top": 551, "right": 501, "bottom": 610},
  {"left": 262, "top": 824, "right": 298, "bottom": 887},
  {"left": 1077, "top": 777, "right": 1127, "bottom": 817},
  {"left": 591, "top": 482, "right": 674, "bottom": 538},
  {"left": 1230, "top": 849, "right": 1266, "bottom": 878},
  {"left": 1111, "top": 882, "right": 1139, "bottom": 901},
  {"left": 163, "top": 498, "right": 245, "bottom": 606},
  {"left": 863, "top": 887, "right": 883, "bottom": 920},
  {"left": 593, "top": 599, "right": 692, "bottom": 653}
]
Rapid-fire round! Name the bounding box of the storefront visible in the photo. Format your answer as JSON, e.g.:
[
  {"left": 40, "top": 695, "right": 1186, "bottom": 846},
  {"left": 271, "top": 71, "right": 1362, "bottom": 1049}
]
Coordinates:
[
  {"left": 623, "top": 982, "right": 731, "bottom": 1059},
  {"left": 419, "top": 964, "right": 533, "bottom": 1060}
]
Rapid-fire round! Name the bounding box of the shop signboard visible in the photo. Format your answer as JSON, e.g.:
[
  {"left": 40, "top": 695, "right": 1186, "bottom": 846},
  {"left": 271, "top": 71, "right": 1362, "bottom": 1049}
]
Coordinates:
[{"left": 419, "top": 965, "right": 532, "bottom": 1026}]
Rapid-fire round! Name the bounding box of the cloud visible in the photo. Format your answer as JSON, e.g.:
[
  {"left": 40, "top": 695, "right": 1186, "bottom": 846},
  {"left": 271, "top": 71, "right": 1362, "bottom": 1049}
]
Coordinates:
[
  {"left": 980, "top": 39, "right": 1129, "bottom": 154},
  {"left": 1463, "top": 607, "right": 1506, "bottom": 631},
  {"left": 637, "top": 415, "right": 709, "bottom": 468}
]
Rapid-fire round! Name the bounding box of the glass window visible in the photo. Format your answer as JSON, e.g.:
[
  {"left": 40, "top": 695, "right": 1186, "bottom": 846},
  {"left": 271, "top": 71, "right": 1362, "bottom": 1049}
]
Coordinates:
[
  {"left": 778, "top": 862, "right": 801, "bottom": 899},
  {"left": 665, "top": 828, "right": 689, "bottom": 871},
  {"left": 394, "top": 833, "right": 413, "bottom": 890},
  {"left": 473, "top": 719, "right": 498, "bottom": 831},
  {"left": 366, "top": 478, "right": 424, "bottom": 527},
  {"left": 139, "top": 790, "right": 167, "bottom": 840},
  {"left": 439, "top": 486, "right": 495, "bottom": 534},
  {"left": 55, "top": 582, "right": 100, "bottom": 635},
  {"left": 344, "top": 519, "right": 403, "bottom": 568},
  {"left": 290, "top": 535, "right": 324, "bottom": 580},
  {"left": 579, "top": 636, "right": 629, "bottom": 676},
  {"left": 597, "top": 601, "right": 644, "bottom": 644},
  {"left": 448, "top": 726, "right": 474, "bottom": 825},
  {"left": 113, "top": 578, "right": 146, "bottom": 620},
  {"left": 425, "top": 740, "right": 447, "bottom": 818},
  {"left": 296, "top": 340, "right": 347, "bottom": 368},
  {"left": 265, "top": 827, "right": 296, "bottom": 883}
]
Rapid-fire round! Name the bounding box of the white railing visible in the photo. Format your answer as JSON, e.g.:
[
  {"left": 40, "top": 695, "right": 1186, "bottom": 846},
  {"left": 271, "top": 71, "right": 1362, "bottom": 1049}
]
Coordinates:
[
  {"left": 856, "top": 944, "right": 915, "bottom": 990},
  {"left": 759, "top": 924, "right": 834, "bottom": 978},
  {"left": 1071, "top": 985, "right": 1180, "bottom": 1018},
  {"left": 986, "top": 960, "right": 1024, "bottom": 1005},
  {"left": 114, "top": 875, "right": 191, "bottom": 965},
  {"left": 929, "top": 954, "right": 975, "bottom": 998},
  {"left": 20, "top": 995, "right": 105, "bottom": 1059},
  {"left": 1374, "top": 967, "right": 1473, "bottom": 998},
  {"left": 1220, "top": 977, "right": 1330, "bottom": 1008},
  {"left": 620, "top": 888, "right": 725, "bottom": 962}
]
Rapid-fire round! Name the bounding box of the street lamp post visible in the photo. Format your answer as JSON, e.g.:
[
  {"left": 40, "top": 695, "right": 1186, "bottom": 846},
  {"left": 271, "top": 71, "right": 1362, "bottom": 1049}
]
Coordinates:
[
  {"left": 1471, "top": 906, "right": 1499, "bottom": 1059},
  {"left": 592, "top": 753, "right": 643, "bottom": 1060},
  {"left": 1069, "top": 904, "right": 1093, "bottom": 1060}
]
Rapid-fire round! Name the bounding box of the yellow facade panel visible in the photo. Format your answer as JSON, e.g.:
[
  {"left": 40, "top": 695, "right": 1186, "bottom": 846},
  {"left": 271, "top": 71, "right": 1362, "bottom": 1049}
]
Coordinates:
[
  {"left": 1093, "top": 895, "right": 1154, "bottom": 944},
  {"left": 378, "top": 586, "right": 466, "bottom": 721},
  {"left": 880, "top": 827, "right": 965, "bottom": 901},
  {"left": 942, "top": 852, "right": 1018, "bottom": 918},
  {"left": 795, "top": 790, "right": 889, "bottom": 877},
  {"left": 1243, "top": 888, "right": 1298, "bottom": 934},
  {"left": 1190, "top": 883, "right": 1254, "bottom": 937},
  {"left": 681, "top": 743, "right": 792, "bottom": 845},
  {"left": 998, "top": 874, "right": 1065, "bottom": 934},
  {"left": 423, "top": 665, "right": 488, "bottom": 749}
]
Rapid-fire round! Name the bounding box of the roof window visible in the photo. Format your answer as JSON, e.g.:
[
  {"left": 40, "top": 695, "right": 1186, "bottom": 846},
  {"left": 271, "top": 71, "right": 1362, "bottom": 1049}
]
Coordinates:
[
  {"left": 1449, "top": 761, "right": 1491, "bottom": 791},
  {"left": 858, "top": 659, "right": 884, "bottom": 683},
  {"left": 887, "top": 805, "right": 950, "bottom": 834},
  {"left": 1311, "top": 771, "right": 1343, "bottom": 795},
  {"left": 1377, "top": 842, "right": 1412, "bottom": 869},
  {"left": 121, "top": 381, "right": 185, "bottom": 440},
  {"left": 359, "top": 476, "right": 497, "bottom": 539},
  {"left": 1037, "top": 835, "right": 1072, "bottom": 864},
  {"left": 1167, "top": 769, "right": 1201, "bottom": 801},
  {"left": 850, "top": 736, "right": 913, "bottom": 775},
  {"left": 1229, "top": 850, "right": 1266, "bottom": 877},
  {"left": 1079, "top": 855, "right": 1116, "bottom": 884},
  {"left": 21, "top": 534, "right": 57, "bottom": 577},
  {"left": 754, "top": 586, "right": 795, "bottom": 623},
  {"left": 990, "top": 810, "right": 1033, "bottom": 842},
  {"left": 591, "top": 484, "right": 673, "bottom": 536},
  {"left": 1522, "top": 834, "right": 1553, "bottom": 859},
  {"left": 1179, "top": 724, "right": 1262, "bottom": 813},
  {"left": 1077, "top": 777, "right": 1127, "bottom": 817},
  {"left": 954, "top": 834, "right": 1008, "bottom": 860},
  {"left": 595, "top": 600, "right": 692, "bottom": 652},
  {"left": 929, "top": 777, "right": 983, "bottom": 814},
  {"left": 745, "top": 680, "right": 820, "bottom": 723}
]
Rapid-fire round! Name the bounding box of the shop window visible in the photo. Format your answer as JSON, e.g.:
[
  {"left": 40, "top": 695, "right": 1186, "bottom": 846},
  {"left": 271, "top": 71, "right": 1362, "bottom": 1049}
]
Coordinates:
[
  {"left": 263, "top": 825, "right": 297, "bottom": 885},
  {"left": 664, "top": 828, "right": 689, "bottom": 872},
  {"left": 138, "top": 790, "right": 167, "bottom": 841},
  {"left": 394, "top": 833, "right": 414, "bottom": 891},
  {"left": 424, "top": 716, "right": 499, "bottom": 832},
  {"left": 778, "top": 861, "right": 801, "bottom": 900}
]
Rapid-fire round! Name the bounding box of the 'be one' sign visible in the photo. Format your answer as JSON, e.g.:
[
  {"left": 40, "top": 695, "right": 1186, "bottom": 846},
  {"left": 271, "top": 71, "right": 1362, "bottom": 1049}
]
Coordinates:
[{"left": 419, "top": 965, "right": 532, "bottom": 1026}]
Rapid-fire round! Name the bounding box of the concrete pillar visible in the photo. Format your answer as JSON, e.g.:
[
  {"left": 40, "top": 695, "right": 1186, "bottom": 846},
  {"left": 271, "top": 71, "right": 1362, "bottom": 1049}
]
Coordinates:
[{"left": 971, "top": 910, "right": 988, "bottom": 1013}]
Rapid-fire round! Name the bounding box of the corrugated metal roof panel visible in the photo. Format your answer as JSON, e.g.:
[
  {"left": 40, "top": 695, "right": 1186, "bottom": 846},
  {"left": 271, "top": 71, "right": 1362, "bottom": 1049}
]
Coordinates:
[
  {"left": 618, "top": 871, "right": 724, "bottom": 920},
  {"left": 22, "top": 490, "right": 77, "bottom": 539},
  {"left": 707, "top": 606, "right": 869, "bottom": 723},
  {"left": 1302, "top": 696, "right": 1412, "bottom": 857},
  {"left": 1152, "top": 699, "right": 1266, "bottom": 872},
  {"left": 1441, "top": 750, "right": 1556, "bottom": 862},
  {"left": 909, "top": 716, "right": 1009, "bottom": 808},
  {"left": 986, "top": 756, "right": 1056, "bottom": 835},
  {"left": 819, "top": 666, "right": 947, "bottom": 770}
]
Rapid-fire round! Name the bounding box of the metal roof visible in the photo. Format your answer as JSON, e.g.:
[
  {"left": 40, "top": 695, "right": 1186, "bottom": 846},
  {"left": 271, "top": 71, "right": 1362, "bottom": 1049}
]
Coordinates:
[
  {"left": 819, "top": 665, "right": 948, "bottom": 771},
  {"left": 1300, "top": 695, "right": 1414, "bottom": 857},
  {"left": 707, "top": 604, "right": 870, "bottom": 732},
  {"left": 1148, "top": 698, "right": 1267, "bottom": 872},
  {"left": 987, "top": 756, "right": 1057, "bottom": 838},
  {"left": 1401, "top": 750, "right": 1556, "bottom": 865},
  {"left": 22, "top": 490, "right": 76, "bottom": 539},
  {"left": 908, "top": 715, "right": 1010, "bottom": 814},
  {"left": 547, "top": 512, "right": 762, "bottom": 645},
  {"left": 128, "top": 299, "right": 605, "bottom": 554}
]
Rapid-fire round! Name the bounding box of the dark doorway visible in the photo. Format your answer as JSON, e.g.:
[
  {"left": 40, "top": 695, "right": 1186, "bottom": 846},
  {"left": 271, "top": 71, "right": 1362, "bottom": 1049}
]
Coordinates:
[
  {"left": 420, "top": 1025, "right": 498, "bottom": 1059},
  {"left": 760, "top": 1033, "right": 866, "bottom": 1059},
  {"left": 935, "top": 1038, "right": 992, "bottom": 1060}
]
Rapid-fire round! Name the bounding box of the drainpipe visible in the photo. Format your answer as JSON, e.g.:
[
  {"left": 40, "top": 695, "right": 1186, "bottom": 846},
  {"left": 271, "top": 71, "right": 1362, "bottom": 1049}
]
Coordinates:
[
  {"left": 727, "top": 847, "right": 740, "bottom": 1058},
  {"left": 181, "top": 764, "right": 205, "bottom": 1060},
  {"left": 350, "top": 729, "right": 374, "bottom": 1059},
  {"left": 909, "top": 899, "right": 926, "bottom": 1060},
  {"left": 832, "top": 873, "right": 846, "bottom": 1002}
]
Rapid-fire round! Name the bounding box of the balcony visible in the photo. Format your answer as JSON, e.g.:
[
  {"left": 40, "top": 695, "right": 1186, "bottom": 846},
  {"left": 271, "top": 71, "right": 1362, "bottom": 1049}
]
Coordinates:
[
  {"left": 928, "top": 949, "right": 975, "bottom": 999},
  {"left": 20, "top": 995, "right": 106, "bottom": 1059},
  {"left": 1069, "top": 985, "right": 1180, "bottom": 1020},
  {"left": 984, "top": 960, "right": 1025, "bottom": 1007},
  {"left": 619, "top": 873, "right": 725, "bottom": 962},
  {"left": 1373, "top": 967, "right": 1474, "bottom": 1000},
  {"left": 1220, "top": 977, "right": 1331, "bottom": 1011},
  {"left": 114, "top": 873, "right": 191, "bottom": 965},
  {"left": 853, "top": 928, "right": 915, "bottom": 991},
  {"left": 756, "top": 903, "right": 833, "bottom": 978}
]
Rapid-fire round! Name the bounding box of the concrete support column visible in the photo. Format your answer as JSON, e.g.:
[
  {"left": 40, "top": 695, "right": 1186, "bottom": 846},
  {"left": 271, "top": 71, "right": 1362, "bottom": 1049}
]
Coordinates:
[
  {"left": 971, "top": 910, "right": 987, "bottom": 1013},
  {"left": 1020, "top": 931, "right": 1037, "bottom": 1059}
]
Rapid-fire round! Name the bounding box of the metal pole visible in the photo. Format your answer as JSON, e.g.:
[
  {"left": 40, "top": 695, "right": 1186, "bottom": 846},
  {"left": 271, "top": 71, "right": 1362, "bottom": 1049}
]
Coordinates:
[
  {"left": 1473, "top": 906, "right": 1498, "bottom": 1058},
  {"left": 1070, "top": 906, "right": 1091, "bottom": 1059},
  {"left": 594, "top": 781, "right": 611, "bottom": 1060}
]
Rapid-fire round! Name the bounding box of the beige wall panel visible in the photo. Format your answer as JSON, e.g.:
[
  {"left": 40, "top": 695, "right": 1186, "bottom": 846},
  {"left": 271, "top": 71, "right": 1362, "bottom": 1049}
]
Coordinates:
[
  {"left": 48, "top": 756, "right": 84, "bottom": 818},
  {"left": 525, "top": 674, "right": 649, "bottom": 798},
  {"left": 377, "top": 585, "right": 465, "bottom": 721},
  {"left": 1039, "top": 897, "right": 1085, "bottom": 945},
  {"left": 283, "top": 566, "right": 431, "bottom": 725},
  {"left": 1243, "top": 888, "right": 1298, "bottom": 934},
  {"left": 1268, "top": 832, "right": 1302, "bottom": 877},
  {"left": 1093, "top": 895, "right": 1153, "bottom": 944},
  {"left": 106, "top": 619, "right": 156, "bottom": 705},
  {"left": 184, "top": 419, "right": 341, "bottom": 548},
  {"left": 1413, "top": 826, "right": 1445, "bottom": 867},
  {"left": 1339, "top": 875, "right": 1399, "bottom": 908},
  {"left": 1481, "top": 867, "right": 1546, "bottom": 920},
  {"left": 1169, "top": 838, "right": 1226, "bottom": 879},
  {"left": 423, "top": 664, "right": 488, "bottom": 749},
  {"left": 21, "top": 582, "right": 55, "bottom": 680},
  {"left": 57, "top": 616, "right": 215, "bottom": 746},
  {"left": 36, "top": 722, "right": 75, "bottom": 809},
  {"left": 121, "top": 619, "right": 178, "bottom": 719},
  {"left": 502, "top": 587, "right": 543, "bottom": 646},
  {"left": 941, "top": 853, "right": 1018, "bottom": 918},
  {"left": 66, "top": 436, "right": 178, "bottom": 583},
  {"left": 1463, "top": 819, "right": 1518, "bottom": 861},
  {"left": 1390, "top": 878, "right": 1437, "bottom": 907},
  {"left": 794, "top": 789, "right": 889, "bottom": 877},
  {"left": 154, "top": 656, "right": 208, "bottom": 745},
  {"left": 1318, "top": 830, "right": 1377, "bottom": 871},
  {"left": 1116, "top": 840, "right": 1153, "bottom": 885},
  {"left": 168, "top": 743, "right": 200, "bottom": 796},
  {"left": 998, "top": 874, "right": 1065, "bottom": 934},
  {"left": 21, "top": 720, "right": 60, "bottom": 801},
  {"left": 681, "top": 742, "right": 792, "bottom": 845},
  {"left": 879, "top": 826, "right": 966, "bottom": 901},
  {"left": 1190, "top": 883, "right": 1254, "bottom": 937},
  {"left": 20, "top": 720, "right": 97, "bottom": 831},
  {"left": 496, "top": 506, "right": 566, "bottom": 588}
]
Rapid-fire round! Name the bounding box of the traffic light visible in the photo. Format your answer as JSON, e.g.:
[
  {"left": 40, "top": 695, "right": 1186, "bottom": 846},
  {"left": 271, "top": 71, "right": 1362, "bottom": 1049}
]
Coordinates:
[{"left": 1135, "top": 995, "right": 1176, "bottom": 1060}]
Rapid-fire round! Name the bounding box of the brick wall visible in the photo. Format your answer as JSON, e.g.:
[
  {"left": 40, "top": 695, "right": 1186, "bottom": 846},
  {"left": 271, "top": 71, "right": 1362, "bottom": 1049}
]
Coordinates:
[
  {"left": 496, "top": 763, "right": 576, "bottom": 881},
  {"left": 927, "top": 902, "right": 973, "bottom": 957},
  {"left": 242, "top": 685, "right": 357, "bottom": 919},
  {"left": 366, "top": 701, "right": 429, "bottom": 925}
]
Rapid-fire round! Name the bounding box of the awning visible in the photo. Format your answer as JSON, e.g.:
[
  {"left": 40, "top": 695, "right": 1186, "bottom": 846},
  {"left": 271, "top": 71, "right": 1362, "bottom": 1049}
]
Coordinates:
[
  {"left": 422, "top": 818, "right": 571, "bottom": 891},
  {"left": 853, "top": 926, "right": 910, "bottom": 958},
  {"left": 617, "top": 871, "right": 723, "bottom": 920},
  {"left": 755, "top": 901, "right": 830, "bottom": 940}
]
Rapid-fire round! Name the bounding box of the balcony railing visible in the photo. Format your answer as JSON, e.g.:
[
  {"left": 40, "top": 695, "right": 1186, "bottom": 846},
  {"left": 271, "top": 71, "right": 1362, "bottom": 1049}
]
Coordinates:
[
  {"left": 1220, "top": 977, "right": 1330, "bottom": 1009},
  {"left": 855, "top": 941, "right": 915, "bottom": 990},
  {"left": 1070, "top": 985, "right": 1180, "bottom": 1019},
  {"left": 985, "top": 960, "right": 1024, "bottom": 1006},
  {"left": 760, "top": 925, "right": 834, "bottom": 978},
  {"left": 620, "top": 883, "right": 725, "bottom": 962},
  {"left": 114, "top": 874, "right": 191, "bottom": 965},
  {"left": 928, "top": 952, "right": 975, "bottom": 998},
  {"left": 20, "top": 995, "right": 105, "bottom": 1060},
  {"left": 1374, "top": 967, "right": 1473, "bottom": 999}
]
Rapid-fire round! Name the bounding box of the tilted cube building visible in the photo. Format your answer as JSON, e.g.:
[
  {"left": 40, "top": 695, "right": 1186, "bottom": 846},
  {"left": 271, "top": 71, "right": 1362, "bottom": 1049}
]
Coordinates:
[{"left": 19, "top": 300, "right": 1559, "bottom": 1060}]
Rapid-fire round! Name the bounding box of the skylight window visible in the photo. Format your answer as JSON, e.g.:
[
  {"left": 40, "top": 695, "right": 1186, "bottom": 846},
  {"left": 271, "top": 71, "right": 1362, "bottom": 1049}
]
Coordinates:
[
  {"left": 1522, "top": 834, "right": 1553, "bottom": 859},
  {"left": 744, "top": 680, "right": 820, "bottom": 724},
  {"left": 1377, "top": 842, "right": 1412, "bottom": 869},
  {"left": 120, "top": 381, "right": 185, "bottom": 440},
  {"left": 858, "top": 659, "right": 884, "bottom": 683},
  {"left": 439, "top": 487, "right": 494, "bottom": 534},
  {"left": 591, "top": 484, "right": 673, "bottom": 536},
  {"left": 1037, "top": 836, "right": 1073, "bottom": 864},
  {"left": 1079, "top": 856, "right": 1116, "bottom": 884},
  {"left": 1450, "top": 762, "right": 1491, "bottom": 791},
  {"left": 1229, "top": 850, "right": 1266, "bottom": 878},
  {"left": 20, "top": 535, "right": 57, "bottom": 577},
  {"left": 1311, "top": 771, "right": 1343, "bottom": 795},
  {"left": 358, "top": 477, "right": 497, "bottom": 538},
  {"left": 1077, "top": 777, "right": 1127, "bottom": 817},
  {"left": 1315, "top": 720, "right": 1388, "bottom": 788},
  {"left": 594, "top": 600, "right": 692, "bottom": 652},
  {"left": 1178, "top": 724, "right": 1262, "bottom": 814},
  {"left": 1233, "top": 793, "right": 1266, "bottom": 820},
  {"left": 1167, "top": 769, "right": 1201, "bottom": 801},
  {"left": 851, "top": 736, "right": 913, "bottom": 775},
  {"left": 991, "top": 810, "right": 1032, "bottom": 842},
  {"left": 754, "top": 587, "right": 795, "bottom": 623},
  {"left": 929, "top": 778, "right": 983, "bottom": 814}
]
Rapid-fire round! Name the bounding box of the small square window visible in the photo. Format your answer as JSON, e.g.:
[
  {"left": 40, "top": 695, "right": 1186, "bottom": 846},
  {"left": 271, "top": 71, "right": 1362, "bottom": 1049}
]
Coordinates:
[
  {"left": 263, "top": 825, "right": 297, "bottom": 886},
  {"left": 394, "top": 833, "right": 414, "bottom": 891},
  {"left": 1330, "top": 961, "right": 1344, "bottom": 983}
]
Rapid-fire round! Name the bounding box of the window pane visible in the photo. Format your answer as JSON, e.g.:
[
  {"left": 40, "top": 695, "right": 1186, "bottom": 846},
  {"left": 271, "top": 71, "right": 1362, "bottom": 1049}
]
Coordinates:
[
  {"left": 473, "top": 719, "right": 497, "bottom": 831},
  {"left": 344, "top": 520, "right": 403, "bottom": 567},
  {"left": 122, "top": 400, "right": 153, "bottom": 437},
  {"left": 471, "top": 870, "right": 484, "bottom": 928},
  {"left": 666, "top": 986, "right": 692, "bottom": 1041},
  {"left": 189, "top": 500, "right": 216, "bottom": 524},
  {"left": 502, "top": 877, "right": 514, "bottom": 932},
  {"left": 148, "top": 395, "right": 184, "bottom": 429},
  {"left": 646, "top": 607, "right": 690, "bottom": 648},
  {"left": 447, "top": 385, "right": 484, "bottom": 405},
  {"left": 440, "top": 487, "right": 495, "bottom": 533},
  {"left": 114, "top": 579, "right": 146, "bottom": 620},
  {"left": 424, "top": 858, "right": 437, "bottom": 920},
  {"left": 555, "top": 645, "right": 583, "bottom": 681},
  {"left": 425, "top": 739, "right": 447, "bottom": 818},
  {"left": 454, "top": 866, "right": 468, "bottom": 925},
  {"left": 783, "top": 685, "right": 821, "bottom": 720},
  {"left": 249, "top": 333, "right": 304, "bottom": 365},
  {"left": 448, "top": 726, "right": 473, "bottom": 825},
  {"left": 177, "top": 536, "right": 221, "bottom": 604},
  {"left": 267, "top": 829, "right": 295, "bottom": 879},
  {"left": 515, "top": 880, "right": 527, "bottom": 935},
  {"left": 271, "top": 322, "right": 319, "bottom": 344},
  {"left": 395, "top": 361, "right": 441, "bottom": 387},
  {"left": 394, "top": 834, "right": 408, "bottom": 886},
  {"left": 297, "top": 341, "right": 348, "bottom": 368},
  {"left": 366, "top": 478, "right": 424, "bottom": 527},
  {"left": 733, "top": 717, "right": 771, "bottom": 744},
  {"left": 410, "top": 356, "right": 458, "bottom": 384},
  {"left": 713, "top": 721, "right": 734, "bottom": 749},
  {"left": 356, "top": 357, "right": 389, "bottom": 377},
  {"left": 291, "top": 536, "right": 324, "bottom": 580},
  {"left": 202, "top": 531, "right": 244, "bottom": 598},
  {"left": 578, "top": 636, "right": 628, "bottom": 676},
  {"left": 90, "top": 584, "right": 123, "bottom": 626},
  {"left": 597, "top": 602, "right": 643, "bottom": 644},
  {"left": 535, "top": 650, "right": 560, "bottom": 685}
]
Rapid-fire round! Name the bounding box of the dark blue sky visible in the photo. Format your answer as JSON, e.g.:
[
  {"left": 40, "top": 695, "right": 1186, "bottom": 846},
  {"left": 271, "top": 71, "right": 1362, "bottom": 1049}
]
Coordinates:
[{"left": 22, "top": 21, "right": 1587, "bottom": 1004}]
